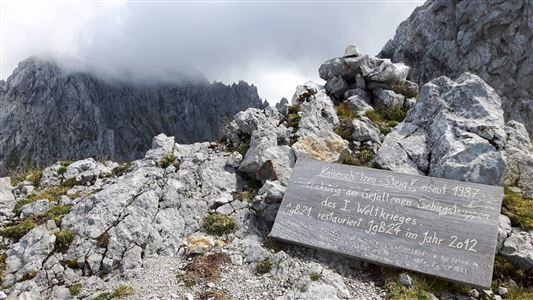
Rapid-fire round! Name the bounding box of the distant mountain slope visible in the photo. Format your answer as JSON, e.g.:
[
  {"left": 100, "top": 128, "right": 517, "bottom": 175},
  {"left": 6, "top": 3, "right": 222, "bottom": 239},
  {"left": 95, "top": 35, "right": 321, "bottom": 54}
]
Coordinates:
[
  {"left": 380, "top": 0, "right": 533, "bottom": 138},
  {"left": 0, "top": 57, "right": 264, "bottom": 174}
]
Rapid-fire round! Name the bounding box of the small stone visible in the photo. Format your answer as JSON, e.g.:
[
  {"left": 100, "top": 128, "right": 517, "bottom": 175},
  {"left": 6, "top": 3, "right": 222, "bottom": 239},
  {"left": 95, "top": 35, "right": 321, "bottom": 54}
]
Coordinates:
[
  {"left": 470, "top": 289, "right": 480, "bottom": 298},
  {"left": 0, "top": 291, "right": 6, "bottom": 300},
  {"left": 497, "top": 287, "right": 508, "bottom": 296},
  {"left": 508, "top": 279, "right": 518, "bottom": 288},
  {"left": 225, "top": 152, "right": 243, "bottom": 168},
  {"left": 398, "top": 273, "right": 412, "bottom": 287},
  {"left": 230, "top": 254, "right": 243, "bottom": 266},
  {"left": 185, "top": 235, "right": 215, "bottom": 255},
  {"left": 344, "top": 45, "right": 360, "bottom": 57},
  {"left": 493, "top": 295, "right": 502, "bottom": 300},
  {"left": 482, "top": 289, "right": 493, "bottom": 297}
]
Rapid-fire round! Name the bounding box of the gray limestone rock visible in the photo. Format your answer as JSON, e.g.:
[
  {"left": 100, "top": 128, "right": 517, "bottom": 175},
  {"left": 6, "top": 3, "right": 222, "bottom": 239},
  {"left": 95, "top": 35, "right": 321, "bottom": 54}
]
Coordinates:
[
  {"left": 501, "top": 232, "right": 533, "bottom": 271},
  {"left": 504, "top": 121, "right": 533, "bottom": 197},
  {"left": 375, "top": 73, "right": 507, "bottom": 185},
  {"left": 324, "top": 76, "right": 349, "bottom": 102},
  {"left": 380, "top": 0, "right": 533, "bottom": 138},
  {"left": 344, "top": 45, "right": 360, "bottom": 57},
  {"left": 498, "top": 214, "right": 512, "bottom": 251},
  {"left": 19, "top": 200, "right": 51, "bottom": 219},
  {"left": 0, "top": 177, "right": 15, "bottom": 218},
  {"left": 372, "top": 89, "right": 405, "bottom": 112}
]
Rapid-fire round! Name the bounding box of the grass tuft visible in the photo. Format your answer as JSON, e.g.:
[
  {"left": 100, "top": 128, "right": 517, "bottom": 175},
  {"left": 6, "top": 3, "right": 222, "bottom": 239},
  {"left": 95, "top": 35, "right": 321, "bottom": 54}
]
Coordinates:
[
  {"left": 336, "top": 102, "right": 357, "bottom": 122},
  {"left": 255, "top": 259, "right": 273, "bottom": 274},
  {"left": 159, "top": 152, "right": 180, "bottom": 169},
  {"left": 309, "top": 272, "right": 321, "bottom": 281},
  {"left": 203, "top": 213, "right": 237, "bottom": 236},
  {"left": 54, "top": 230, "right": 76, "bottom": 253},
  {"left": 503, "top": 186, "right": 533, "bottom": 230},
  {"left": 69, "top": 283, "right": 82, "bottom": 296},
  {"left": 111, "top": 163, "right": 131, "bottom": 177}
]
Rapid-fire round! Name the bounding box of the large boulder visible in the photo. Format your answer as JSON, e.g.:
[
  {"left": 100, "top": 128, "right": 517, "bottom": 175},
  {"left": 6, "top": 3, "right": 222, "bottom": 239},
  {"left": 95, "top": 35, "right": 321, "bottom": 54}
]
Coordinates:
[
  {"left": 380, "top": 0, "right": 533, "bottom": 138},
  {"left": 291, "top": 89, "right": 348, "bottom": 163},
  {"left": 375, "top": 73, "right": 507, "bottom": 185}
]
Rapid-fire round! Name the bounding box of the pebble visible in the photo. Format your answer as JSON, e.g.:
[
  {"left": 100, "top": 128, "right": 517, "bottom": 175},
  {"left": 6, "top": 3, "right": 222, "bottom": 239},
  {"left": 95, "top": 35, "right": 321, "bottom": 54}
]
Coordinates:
[
  {"left": 497, "top": 286, "right": 508, "bottom": 296},
  {"left": 470, "top": 289, "right": 480, "bottom": 298},
  {"left": 398, "top": 273, "right": 412, "bottom": 287}
]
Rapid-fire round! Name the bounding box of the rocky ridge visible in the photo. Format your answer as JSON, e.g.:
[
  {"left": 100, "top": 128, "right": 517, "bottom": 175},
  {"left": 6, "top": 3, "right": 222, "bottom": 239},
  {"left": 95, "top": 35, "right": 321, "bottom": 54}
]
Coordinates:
[
  {"left": 0, "top": 47, "right": 532, "bottom": 299},
  {"left": 0, "top": 57, "right": 264, "bottom": 176},
  {"left": 380, "top": 0, "right": 533, "bottom": 138}
]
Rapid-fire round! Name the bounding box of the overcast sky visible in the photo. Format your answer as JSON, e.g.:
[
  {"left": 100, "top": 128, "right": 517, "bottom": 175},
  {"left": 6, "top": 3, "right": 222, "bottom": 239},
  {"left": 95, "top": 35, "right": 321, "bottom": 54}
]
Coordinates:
[{"left": 0, "top": 0, "right": 422, "bottom": 104}]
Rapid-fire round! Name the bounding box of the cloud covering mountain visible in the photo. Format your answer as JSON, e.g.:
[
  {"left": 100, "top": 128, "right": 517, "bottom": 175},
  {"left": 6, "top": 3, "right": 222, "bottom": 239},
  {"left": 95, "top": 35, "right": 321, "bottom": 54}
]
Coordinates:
[{"left": 1, "top": 0, "right": 421, "bottom": 103}]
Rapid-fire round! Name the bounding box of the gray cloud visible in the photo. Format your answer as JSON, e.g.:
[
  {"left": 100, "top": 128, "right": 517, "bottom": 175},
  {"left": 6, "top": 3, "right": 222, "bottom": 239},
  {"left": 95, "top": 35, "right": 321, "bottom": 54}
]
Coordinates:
[{"left": 1, "top": 0, "right": 422, "bottom": 103}]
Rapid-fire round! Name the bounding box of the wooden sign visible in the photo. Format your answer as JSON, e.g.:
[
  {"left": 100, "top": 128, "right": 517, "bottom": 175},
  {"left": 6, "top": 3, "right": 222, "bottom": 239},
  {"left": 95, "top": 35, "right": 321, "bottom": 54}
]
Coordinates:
[{"left": 270, "top": 158, "right": 503, "bottom": 288}]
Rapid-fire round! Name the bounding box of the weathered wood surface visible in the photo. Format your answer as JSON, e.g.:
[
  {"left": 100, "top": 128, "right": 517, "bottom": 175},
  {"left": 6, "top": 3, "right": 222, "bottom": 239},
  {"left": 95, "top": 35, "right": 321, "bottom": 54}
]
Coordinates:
[{"left": 270, "top": 158, "right": 503, "bottom": 288}]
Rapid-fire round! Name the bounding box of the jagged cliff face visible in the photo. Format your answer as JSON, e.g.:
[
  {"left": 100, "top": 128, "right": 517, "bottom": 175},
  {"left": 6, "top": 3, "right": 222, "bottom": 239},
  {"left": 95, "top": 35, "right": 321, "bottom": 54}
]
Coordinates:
[
  {"left": 0, "top": 57, "right": 264, "bottom": 175},
  {"left": 380, "top": 0, "right": 533, "bottom": 137}
]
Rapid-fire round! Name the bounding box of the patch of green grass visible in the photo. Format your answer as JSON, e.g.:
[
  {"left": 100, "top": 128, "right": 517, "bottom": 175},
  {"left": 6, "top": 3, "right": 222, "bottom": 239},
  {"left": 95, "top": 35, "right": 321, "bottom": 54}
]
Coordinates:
[
  {"left": 94, "top": 285, "right": 134, "bottom": 300},
  {"left": 203, "top": 213, "right": 237, "bottom": 236},
  {"left": 159, "top": 152, "right": 180, "bottom": 169},
  {"left": 503, "top": 186, "right": 533, "bottom": 230},
  {"left": 14, "top": 177, "right": 82, "bottom": 214},
  {"left": 334, "top": 119, "right": 354, "bottom": 141},
  {"left": 492, "top": 255, "right": 526, "bottom": 283},
  {"left": 237, "top": 140, "right": 251, "bottom": 157},
  {"left": 1, "top": 204, "right": 73, "bottom": 240},
  {"left": 288, "top": 104, "right": 300, "bottom": 115},
  {"left": 10, "top": 168, "right": 43, "bottom": 187},
  {"left": 336, "top": 102, "right": 357, "bottom": 122},
  {"left": 364, "top": 108, "right": 407, "bottom": 136},
  {"left": 61, "top": 177, "right": 82, "bottom": 189},
  {"left": 18, "top": 271, "right": 38, "bottom": 282},
  {"left": 286, "top": 113, "right": 302, "bottom": 132},
  {"left": 384, "top": 270, "right": 470, "bottom": 300},
  {"left": 54, "top": 230, "right": 76, "bottom": 253},
  {"left": 46, "top": 205, "right": 73, "bottom": 225},
  {"left": 60, "top": 160, "right": 74, "bottom": 167},
  {"left": 309, "top": 272, "right": 321, "bottom": 281},
  {"left": 506, "top": 287, "right": 533, "bottom": 300},
  {"left": 95, "top": 292, "right": 113, "bottom": 300},
  {"left": 57, "top": 166, "right": 68, "bottom": 175},
  {"left": 69, "top": 283, "right": 82, "bottom": 296},
  {"left": 233, "top": 190, "right": 253, "bottom": 202},
  {"left": 111, "top": 163, "right": 131, "bottom": 177},
  {"left": 112, "top": 285, "right": 134, "bottom": 298},
  {"left": 340, "top": 148, "right": 375, "bottom": 168},
  {"left": 0, "top": 218, "right": 37, "bottom": 240},
  {"left": 255, "top": 259, "right": 273, "bottom": 274},
  {"left": 0, "top": 253, "right": 6, "bottom": 284}
]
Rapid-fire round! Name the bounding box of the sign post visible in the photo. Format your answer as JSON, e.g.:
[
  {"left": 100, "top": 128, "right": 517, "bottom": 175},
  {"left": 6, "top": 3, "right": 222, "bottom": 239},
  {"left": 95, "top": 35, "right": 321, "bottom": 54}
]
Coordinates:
[{"left": 270, "top": 158, "right": 503, "bottom": 288}]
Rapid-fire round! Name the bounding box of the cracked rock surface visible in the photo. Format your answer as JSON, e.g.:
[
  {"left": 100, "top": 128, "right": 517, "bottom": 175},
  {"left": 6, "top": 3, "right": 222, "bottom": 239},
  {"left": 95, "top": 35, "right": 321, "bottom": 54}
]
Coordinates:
[{"left": 380, "top": 0, "right": 533, "bottom": 138}]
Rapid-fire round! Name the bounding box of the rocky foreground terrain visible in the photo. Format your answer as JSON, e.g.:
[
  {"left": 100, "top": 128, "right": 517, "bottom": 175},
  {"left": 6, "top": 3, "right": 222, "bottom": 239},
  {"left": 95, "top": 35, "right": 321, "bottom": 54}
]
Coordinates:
[
  {"left": 0, "top": 44, "right": 533, "bottom": 300},
  {"left": 380, "top": 0, "right": 533, "bottom": 138},
  {"left": 0, "top": 57, "right": 264, "bottom": 175}
]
